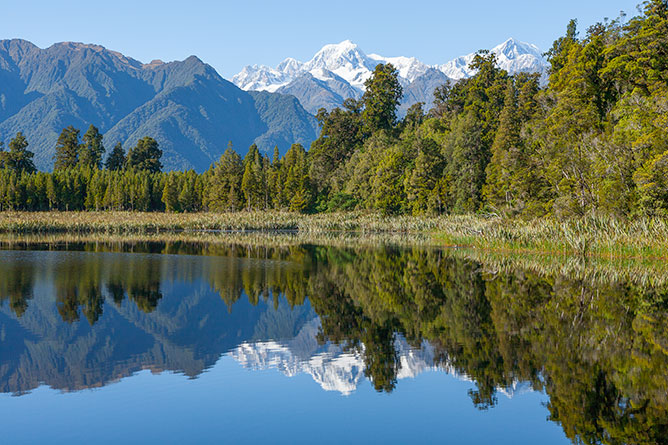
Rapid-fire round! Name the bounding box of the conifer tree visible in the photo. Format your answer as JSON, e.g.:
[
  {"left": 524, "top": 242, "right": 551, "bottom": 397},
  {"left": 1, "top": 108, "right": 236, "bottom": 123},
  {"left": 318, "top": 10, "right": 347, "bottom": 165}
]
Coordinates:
[
  {"left": 80, "top": 125, "right": 105, "bottom": 169},
  {"left": 162, "top": 174, "right": 180, "bottom": 212},
  {"left": 127, "top": 137, "right": 162, "bottom": 173},
  {"left": 405, "top": 137, "right": 444, "bottom": 215},
  {"left": 241, "top": 144, "right": 265, "bottom": 210},
  {"left": 484, "top": 78, "right": 521, "bottom": 211},
  {"left": 54, "top": 126, "right": 81, "bottom": 170},
  {"left": 106, "top": 143, "right": 127, "bottom": 171},
  {"left": 1, "top": 132, "right": 36, "bottom": 173},
  {"left": 281, "top": 144, "right": 312, "bottom": 212},
  {"left": 362, "top": 63, "right": 403, "bottom": 133},
  {"left": 207, "top": 146, "right": 243, "bottom": 211}
]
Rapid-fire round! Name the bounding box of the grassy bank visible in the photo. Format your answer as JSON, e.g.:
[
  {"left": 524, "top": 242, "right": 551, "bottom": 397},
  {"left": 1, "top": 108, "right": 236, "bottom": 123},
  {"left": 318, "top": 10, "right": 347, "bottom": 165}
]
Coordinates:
[
  {"left": 434, "top": 215, "right": 668, "bottom": 260},
  {"left": 1, "top": 211, "right": 668, "bottom": 261},
  {"left": 0, "top": 211, "right": 447, "bottom": 234}
]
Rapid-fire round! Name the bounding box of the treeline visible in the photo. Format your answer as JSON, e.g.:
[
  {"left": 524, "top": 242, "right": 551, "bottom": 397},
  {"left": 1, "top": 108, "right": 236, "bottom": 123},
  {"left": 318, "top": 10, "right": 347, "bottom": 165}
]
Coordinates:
[{"left": 1, "top": 1, "right": 667, "bottom": 217}]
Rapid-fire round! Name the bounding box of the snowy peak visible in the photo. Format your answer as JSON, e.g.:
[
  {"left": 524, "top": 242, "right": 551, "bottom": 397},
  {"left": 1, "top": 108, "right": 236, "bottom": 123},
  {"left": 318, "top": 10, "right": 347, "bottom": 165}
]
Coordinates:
[
  {"left": 368, "top": 54, "right": 429, "bottom": 83},
  {"left": 231, "top": 38, "right": 549, "bottom": 115},
  {"left": 440, "top": 38, "right": 547, "bottom": 80},
  {"left": 303, "top": 40, "right": 376, "bottom": 88},
  {"left": 276, "top": 57, "right": 303, "bottom": 75},
  {"left": 493, "top": 38, "right": 542, "bottom": 59},
  {"left": 232, "top": 38, "right": 547, "bottom": 93}
]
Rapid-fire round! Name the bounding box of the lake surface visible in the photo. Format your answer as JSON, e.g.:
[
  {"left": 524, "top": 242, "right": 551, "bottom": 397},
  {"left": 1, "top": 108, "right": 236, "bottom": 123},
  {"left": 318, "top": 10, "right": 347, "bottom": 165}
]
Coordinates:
[{"left": 0, "top": 241, "right": 666, "bottom": 444}]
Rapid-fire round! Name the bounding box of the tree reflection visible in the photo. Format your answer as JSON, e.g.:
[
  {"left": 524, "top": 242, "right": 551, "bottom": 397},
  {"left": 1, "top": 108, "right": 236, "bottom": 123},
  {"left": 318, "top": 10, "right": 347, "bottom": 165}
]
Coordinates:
[
  {"left": 1, "top": 242, "right": 668, "bottom": 444},
  {"left": 0, "top": 263, "right": 34, "bottom": 317}
]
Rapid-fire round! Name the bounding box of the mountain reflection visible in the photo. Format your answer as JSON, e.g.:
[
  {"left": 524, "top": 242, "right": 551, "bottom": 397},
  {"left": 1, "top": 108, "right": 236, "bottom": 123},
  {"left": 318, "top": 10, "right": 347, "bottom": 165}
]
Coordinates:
[{"left": 1, "top": 243, "right": 668, "bottom": 444}]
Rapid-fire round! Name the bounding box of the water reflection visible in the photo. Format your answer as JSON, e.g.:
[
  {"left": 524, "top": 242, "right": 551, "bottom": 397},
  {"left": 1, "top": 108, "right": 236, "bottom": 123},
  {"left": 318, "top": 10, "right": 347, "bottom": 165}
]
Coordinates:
[{"left": 0, "top": 243, "right": 667, "bottom": 444}]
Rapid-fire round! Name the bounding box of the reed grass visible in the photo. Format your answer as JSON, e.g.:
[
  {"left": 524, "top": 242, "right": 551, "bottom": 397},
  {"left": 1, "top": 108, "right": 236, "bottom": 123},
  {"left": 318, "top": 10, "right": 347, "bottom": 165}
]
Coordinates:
[
  {"left": 1, "top": 211, "right": 668, "bottom": 262},
  {"left": 0, "top": 211, "right": 447, "bottom": 234}
]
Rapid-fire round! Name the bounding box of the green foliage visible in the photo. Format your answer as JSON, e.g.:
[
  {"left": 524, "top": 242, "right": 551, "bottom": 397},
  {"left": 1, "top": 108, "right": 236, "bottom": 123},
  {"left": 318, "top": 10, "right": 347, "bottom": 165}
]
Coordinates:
[
  {"left": 105, "top": 142, "right": 126, "bottom": 171},
  {"left": 127, "top": 137, "right": 163, "bottom": 173},
  {"left": 241, "top": 144, "right": 267, "bottom": 211},
  {"left": 206, "top": 145, "right": 244, "bottom": 212},
  {"left": 0, "top": 132, "right": 36, "bottom": 174},
  {"left": 53, "top": 126, "right": 81, "bottom": 171},
  {"left": 634, "top": 150, "right": 668, "bottom": 216},
  {"left": 79, "top": 125, "right": 105, "bottom": 169},
  {"left": 362, "top": 63, "right": 403, "bottom": 133}
]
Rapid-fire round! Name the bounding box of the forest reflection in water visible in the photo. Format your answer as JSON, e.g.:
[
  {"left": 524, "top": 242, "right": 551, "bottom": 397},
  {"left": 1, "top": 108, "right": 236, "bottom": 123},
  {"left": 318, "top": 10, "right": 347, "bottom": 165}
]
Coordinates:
[{"left": 0, "top": 240, "right": 667, "bottom": 444}]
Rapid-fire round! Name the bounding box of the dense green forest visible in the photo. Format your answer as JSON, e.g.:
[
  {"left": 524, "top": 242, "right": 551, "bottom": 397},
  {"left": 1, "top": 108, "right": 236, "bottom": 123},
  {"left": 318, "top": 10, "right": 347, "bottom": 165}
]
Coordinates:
[{"left": 0, "top": 1, "right": 667, "bottom": 217}]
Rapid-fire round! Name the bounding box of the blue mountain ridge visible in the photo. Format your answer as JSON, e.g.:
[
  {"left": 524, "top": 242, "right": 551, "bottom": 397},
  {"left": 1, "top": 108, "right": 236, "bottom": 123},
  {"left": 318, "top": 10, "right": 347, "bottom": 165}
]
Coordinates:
[{"left": 0, "top": 39, "right": 319, "bottom": 171}]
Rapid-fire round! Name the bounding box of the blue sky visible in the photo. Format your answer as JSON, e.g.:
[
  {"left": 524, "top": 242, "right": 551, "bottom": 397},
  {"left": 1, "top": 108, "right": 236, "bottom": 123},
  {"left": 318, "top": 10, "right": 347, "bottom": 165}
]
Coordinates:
[{"left": 4, "top": 0, "right": 641, "bottom": 78}]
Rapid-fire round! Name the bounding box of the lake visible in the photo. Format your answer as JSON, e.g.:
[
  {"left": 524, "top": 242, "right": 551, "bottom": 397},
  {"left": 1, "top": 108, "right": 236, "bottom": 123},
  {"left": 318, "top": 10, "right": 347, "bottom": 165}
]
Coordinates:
[{"left": 0, "top": 240, "right": 665, "bottom": 444}]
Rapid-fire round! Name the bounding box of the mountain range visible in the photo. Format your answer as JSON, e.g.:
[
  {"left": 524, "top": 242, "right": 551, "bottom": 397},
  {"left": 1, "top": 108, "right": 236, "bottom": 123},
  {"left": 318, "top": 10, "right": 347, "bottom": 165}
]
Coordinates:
[
  {"left": 0, "top": 38, "right": 548, "bottom": 171},
  {"left": 0, "top": 39, "right": 318, "bottom": 171},
  {"left": 233, "top": 38, "right": 549, "bottom": 115}
]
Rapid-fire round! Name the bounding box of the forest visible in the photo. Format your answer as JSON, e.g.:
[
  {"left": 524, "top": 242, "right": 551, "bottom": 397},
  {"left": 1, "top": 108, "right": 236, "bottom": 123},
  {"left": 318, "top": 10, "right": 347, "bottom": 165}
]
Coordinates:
[{"left": 0, "top": 1, "right": 667, "bottom": 218}]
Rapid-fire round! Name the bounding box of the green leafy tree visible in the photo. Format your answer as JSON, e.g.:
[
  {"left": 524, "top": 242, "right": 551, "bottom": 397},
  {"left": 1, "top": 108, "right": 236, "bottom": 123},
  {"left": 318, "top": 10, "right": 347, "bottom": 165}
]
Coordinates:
[
  {"left": 162, "top": 173, "right": 181, "bottom": 212},
  {"left": 241, "top": 144, "right": 266, "bottom": 210},
  {"left": 281, "top": 143, "right": 312, "bottom": 212},
  {"left": 405, "top": 136, "right": 445, "bottom": 215}
]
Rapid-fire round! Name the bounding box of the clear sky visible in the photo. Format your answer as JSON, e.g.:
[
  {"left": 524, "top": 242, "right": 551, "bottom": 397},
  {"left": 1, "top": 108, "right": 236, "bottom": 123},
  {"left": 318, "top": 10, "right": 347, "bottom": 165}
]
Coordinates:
[{"left": 4, "top": 0, "right": 641, "bottom": 79}]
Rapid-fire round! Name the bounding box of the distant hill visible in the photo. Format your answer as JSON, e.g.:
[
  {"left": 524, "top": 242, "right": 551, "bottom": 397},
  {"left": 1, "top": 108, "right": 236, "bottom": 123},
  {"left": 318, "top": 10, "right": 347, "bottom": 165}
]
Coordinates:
[{"left": 0, "top": 39, "right": 318, "bottom": 171}]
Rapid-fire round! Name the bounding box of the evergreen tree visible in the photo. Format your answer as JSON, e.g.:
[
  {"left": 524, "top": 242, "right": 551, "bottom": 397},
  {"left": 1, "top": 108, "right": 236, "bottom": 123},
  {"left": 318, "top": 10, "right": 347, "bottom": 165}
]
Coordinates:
[
  {"left": 106, "top": 142, "right": 127, "bottom": 171},
  {"left": 281, "top": 143, "right": 312, "bottom": 212},
  {"left": 405, "top": 136, "right": 445, "bottom": 215},
  {"left": 54, "top": 126, "right": 81, "bottom": 170},
  {"left": 309, "top": 98, "right": 365, "bottom": 197},
  {"left": 127, "top": 137, "right": 162, "bottom": 173},
  {"left": 362, "top": 63, "right": 403, "bottom": 133},
  {"left": 162, "top": 174, "right": 180, "bottom": 212},
  {"left": 241, "top": 144, "right": 265, "bottom": 210},
  {"left": 80, "top": 125, "right": 105, "bottom": 169},
  {"left": 484, "top": 78, "right": 521, "bottom": 212},
  {"left": 1, "top": 132, "right": 36, "bottom": 173},
  {"left": 207, "top": 146, "right": 243, "bottom": 211}
]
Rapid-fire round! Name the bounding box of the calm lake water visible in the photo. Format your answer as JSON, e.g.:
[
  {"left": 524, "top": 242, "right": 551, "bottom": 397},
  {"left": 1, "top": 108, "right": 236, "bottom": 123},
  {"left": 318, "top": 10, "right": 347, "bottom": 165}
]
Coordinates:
[{"left": 0, "top": 241, "right": 665, "bottom": 444}]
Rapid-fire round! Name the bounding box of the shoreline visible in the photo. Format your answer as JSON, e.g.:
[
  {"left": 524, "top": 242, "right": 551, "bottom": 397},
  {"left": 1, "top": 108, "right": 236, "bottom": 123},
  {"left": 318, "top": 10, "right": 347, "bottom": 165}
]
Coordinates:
[{"left": 0, "top": 211, "right": 667, "bottom": 261}]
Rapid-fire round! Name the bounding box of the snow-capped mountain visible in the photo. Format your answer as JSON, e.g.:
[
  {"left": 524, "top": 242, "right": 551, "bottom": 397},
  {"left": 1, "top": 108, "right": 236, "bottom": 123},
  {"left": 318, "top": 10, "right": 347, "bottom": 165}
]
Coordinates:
[
  {"left": 230, "top": 318, "right": 531, "bottom": 397},
  {"left": 440, "top": 38, "right": 547, "bottom": 80},
  {"left": 232, "top": 38, "right": 548, "bottom": 115}
]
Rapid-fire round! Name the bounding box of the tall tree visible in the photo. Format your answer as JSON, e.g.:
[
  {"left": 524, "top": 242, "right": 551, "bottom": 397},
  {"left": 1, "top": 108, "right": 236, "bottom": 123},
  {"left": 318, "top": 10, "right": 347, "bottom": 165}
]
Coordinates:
[
  {"left": 241, "top": 144, "right": 266, "bottom": 211},
  {"left": 80, "top": 125, "right": 105, "bottom": 169},
  {"left": 362, "top": 63, "right": 403, "bottom": 133},
  {"left": 127, "top": 137, "right": 162, "bottom": 173},
  {"left": 281, "top": 143, "right": 312, "bottom": 212},
  {"left": 207, "top": 146, "right": 244, "bottom": 211},
  {"left": 1, "top": 132, "right": 36, "bottom": 173},
  {"left": 106, "top": 142, "right": 127, "bottom": 171},
  {"left": 54, "top": 126, "right": 81, "bottom": 170}
]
